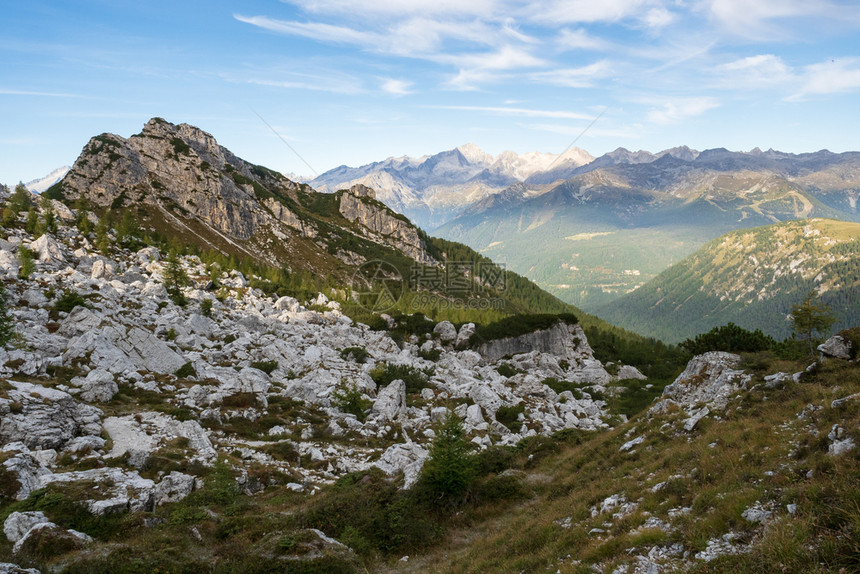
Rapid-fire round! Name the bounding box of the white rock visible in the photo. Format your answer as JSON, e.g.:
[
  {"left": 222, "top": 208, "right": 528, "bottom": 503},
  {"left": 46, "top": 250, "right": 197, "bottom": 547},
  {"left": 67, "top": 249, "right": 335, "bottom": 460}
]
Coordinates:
[
  {"left": 620, "top": 436, "right": 644, "bottom": 452},
  {"left": 374, "top": 442, "right": 429, "bottom": 489},
  {"left": 818, "top": 335, "right": 853, "bottom": 360},
  {"left": 154, "top": 471, "right": 196, "bottom": 506},
  {"left": 433, "top": 321, "right": 457, "bottom": 343},
  {"left": 372, "top": 379, "right": 406, "bottom": 422},
  {"left": 4, "top": 512, "right": 50, "bottom": 543},
  {"left": 72, "top": 368, "right": 118, "bottom": 402},
  {"left": 28, "top": 234, "right": 66, "bottom": 264},
  {"left": 12, "top": 522, "right": 92, "bottom": 555},
  {"left": 0, "top": 381, "right": 102, "bottom": 450}
]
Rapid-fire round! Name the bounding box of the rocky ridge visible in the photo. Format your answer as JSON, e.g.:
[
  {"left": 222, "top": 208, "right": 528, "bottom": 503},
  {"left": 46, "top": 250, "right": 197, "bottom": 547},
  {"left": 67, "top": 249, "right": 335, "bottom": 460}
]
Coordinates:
[{"left": 49, "top": 118, "right": 436, "bottom": 279}]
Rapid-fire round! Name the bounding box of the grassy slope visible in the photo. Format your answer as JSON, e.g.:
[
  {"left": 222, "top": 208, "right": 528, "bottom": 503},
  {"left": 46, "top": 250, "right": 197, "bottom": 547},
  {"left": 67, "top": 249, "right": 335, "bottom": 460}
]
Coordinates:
[
  {"left": 374, "top": 354, "right": 860, "bottom": 574},
  {"left": 597, "top": 219, "right": 860, "bottom": 343}
]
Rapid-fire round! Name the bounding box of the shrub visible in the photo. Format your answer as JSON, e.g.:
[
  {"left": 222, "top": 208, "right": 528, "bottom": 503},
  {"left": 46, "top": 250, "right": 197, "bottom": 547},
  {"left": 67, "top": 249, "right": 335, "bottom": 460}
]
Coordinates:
[
  {"left": 0, "top": 284, "right": 14, "bottom": 346},
  {"left": 417, "top": 348, "right": 442, "bottom": 362},
  {"left": 17, "top": 246, "right": 35, "bottom": 279},
  {"left": 495, "top": 404, "right": 525, "bottom": 432},
  {"left": 340, "top": 346, "right": 370, "bottom": 363},
  {"left": 470, "top": 313, "right": 578, "bottom": 346},
  {"left": 680, "top": 322, "right": 777, "bottom": 356},
  {"left": 175, "top": 362, "right": 196, "bottom": 378},
  {"left": 54, "top": 289, "right": 87, "bottom": 314},
  {"left": 250, "top": 360, "right": 278, "bottom": 374},
  {"left": 496, "top": 363, "right": 520, "bottom": 377},
  {"left": 331, "top": 381, "right": 371, "bottom": 422},
  {"left": 541, "top": 377, "right": 584, "bottom": 400},
  {"left": 370, "top": 362, "right": 429, "bottom": 393},
  {"left": 200, "top": 298, "right": 213, "bottom": 317}
]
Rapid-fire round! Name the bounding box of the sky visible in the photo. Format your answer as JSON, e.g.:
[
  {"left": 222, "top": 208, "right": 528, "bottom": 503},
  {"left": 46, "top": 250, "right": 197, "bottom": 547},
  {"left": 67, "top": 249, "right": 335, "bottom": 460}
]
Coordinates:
[{"left": 3, "top": 0, "right": 860, "bottom": 185}]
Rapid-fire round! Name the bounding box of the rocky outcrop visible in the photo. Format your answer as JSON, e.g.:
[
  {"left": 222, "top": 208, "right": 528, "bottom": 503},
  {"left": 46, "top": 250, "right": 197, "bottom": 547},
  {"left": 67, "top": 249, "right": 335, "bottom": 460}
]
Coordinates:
[
  {"left": 818, "top": 334, "right": 854, "bottom": 360},
  {"left": 60, "top": 119, "right": 281, "bottom": 241},
  {"left": 0, "top": 382, "right": 102, "bottom": 450},
  {"left": 650, "top": 352, "right": 752, "bottom": 422},
  {"left": 339, "top": 185, "right": 434, "bottom": 263}
]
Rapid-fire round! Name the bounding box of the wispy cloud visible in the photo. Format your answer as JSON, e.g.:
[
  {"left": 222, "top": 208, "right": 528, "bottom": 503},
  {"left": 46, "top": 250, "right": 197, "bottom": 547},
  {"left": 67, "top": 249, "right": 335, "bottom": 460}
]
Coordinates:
[
  {"left": 714, "top": 54, "right": 794, "bottom": 89},
  {"left": 529, "top": 61, "right": 613, "bottom": 87},
  {"left": 556, "top": 28, "right": 611, "bottom": 51},
  {"left": 380, "top": 78, "right": 414, "bottom": 95},
  {"left": 527, "top": 0, "right": 673, "bottom": 26},
  {"left": 280, "top": 0, "right": 501, "bottom": 18},
  {"left": 645, "top": 97, "right": 720, "bottom": 124},
  {"left": 0, "top": 88, "right": 82, "bottom": 98},
  {"left": 234, "top": 15, "right": 376, "bottom": 46},
  {"left": 789, "top": 58, "right": 860, "bottom": 100},
  {"left": 430, "top": 105, "right": 593, "bottom": 119},
  {"left": 705, "top": 0, "right": 860, "bottom": 38}
]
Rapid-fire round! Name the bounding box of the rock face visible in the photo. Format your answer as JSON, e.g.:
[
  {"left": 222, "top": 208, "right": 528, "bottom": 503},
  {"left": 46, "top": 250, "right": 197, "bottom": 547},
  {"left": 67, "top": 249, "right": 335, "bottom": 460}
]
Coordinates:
[
  {"left": 0, "top": 382, "right": 102, "bottom": 450},
  {"left": 60, "top": 119, "right": 278, "bottom": 241},
  {"left": 51, "top": 118, "right": 445, "bottom": 279},
  {"left": 477, "top": 322, "right": 584, "bottom": 362},
  {"left": 338, "top": 184, "right": 434, "bottom": 264}
]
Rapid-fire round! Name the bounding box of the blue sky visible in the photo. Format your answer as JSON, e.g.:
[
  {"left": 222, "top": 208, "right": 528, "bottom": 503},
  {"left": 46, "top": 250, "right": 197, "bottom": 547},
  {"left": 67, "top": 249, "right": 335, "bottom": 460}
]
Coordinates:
[{"left": 3, "top": 0, "right": 860, "bottom": 185}]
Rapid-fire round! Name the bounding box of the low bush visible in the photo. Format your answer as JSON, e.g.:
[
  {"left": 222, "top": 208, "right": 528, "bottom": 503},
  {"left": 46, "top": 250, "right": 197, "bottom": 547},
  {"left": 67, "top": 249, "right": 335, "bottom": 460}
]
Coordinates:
[
  {"left": 340, "top": 347, "right": 370, "bottom": 363},
  {"left": 495, "top": 404, "right": 525, "bottom": 432}
]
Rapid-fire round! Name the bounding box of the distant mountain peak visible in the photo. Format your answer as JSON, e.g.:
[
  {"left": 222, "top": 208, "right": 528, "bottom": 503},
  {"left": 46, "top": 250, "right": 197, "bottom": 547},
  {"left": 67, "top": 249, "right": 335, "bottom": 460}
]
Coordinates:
[
  {"left": 456, "top": 142, "right": 493, "bottom": 165},
  {"left": 26, "top": 165, "right": 71, "bottom": 193}
]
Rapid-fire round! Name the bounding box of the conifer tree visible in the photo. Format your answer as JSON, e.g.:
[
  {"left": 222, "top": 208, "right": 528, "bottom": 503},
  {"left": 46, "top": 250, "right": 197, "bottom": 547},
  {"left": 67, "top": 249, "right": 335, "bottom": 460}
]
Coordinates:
[
  {"left": 790, "top": 291, "right": 836, "bottom": 357},
  {"left": 0, "top": 283, "right": 14, "bottom": 346}
]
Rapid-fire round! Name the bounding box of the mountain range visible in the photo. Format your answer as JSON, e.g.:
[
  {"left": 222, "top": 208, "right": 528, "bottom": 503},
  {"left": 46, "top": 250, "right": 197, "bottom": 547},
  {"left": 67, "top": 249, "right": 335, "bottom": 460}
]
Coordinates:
[
  {"left": 435, "top": 147, "right": 860, "bottom": 311},
  {"left": 308, "top": 143, "right": 594, "bottom": 229}
]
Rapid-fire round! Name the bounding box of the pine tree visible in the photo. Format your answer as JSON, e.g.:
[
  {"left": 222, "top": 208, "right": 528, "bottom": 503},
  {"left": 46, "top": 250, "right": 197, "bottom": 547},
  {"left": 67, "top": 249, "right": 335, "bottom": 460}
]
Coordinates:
[
  {"left": 163, "top": 249, "right": 190, "bottom": 305},
  {"left": 420, "top": 411, "right": 475, "bottom": 500},
  {"left": 0, "top": 283, "right": 14, "bottom": 346},
  {"left": 790, "top": 291, "right": 836, "bottom": 357},
  {"left": 41, "top": 195, "right": 57, "bottom": 234}
]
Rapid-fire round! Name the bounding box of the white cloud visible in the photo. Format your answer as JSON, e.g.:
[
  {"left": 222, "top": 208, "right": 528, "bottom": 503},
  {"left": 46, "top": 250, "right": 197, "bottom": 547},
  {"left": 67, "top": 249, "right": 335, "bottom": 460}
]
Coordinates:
[
  {"left": 281, "top": 0, "right": 502, "bottom": 18},
  {"left": 527, "top": 0, "right": 663, "bottom": 25},
  {"left": 234, "top": 14, "right": 377, "bottom": 47},
  {"left": 642, "top": 7, "right": 676, "bottom": 27},
  {"left": 645, "top": 97, "right": 720, "bottom": 124},
  {"left": 0, "top": 88, "right": 81, "bottom": 98},
  {"left": 715, "top": 54, "right": 794, "bottom": 88},
  {"left": 529, "top": 61, "right": 613, "bottom": 87},
  {"left": 789, "top": 58, "right": 860, "bottom": 100},
  {"left": 431, "top": 105, "right": 593, "bottom": 119},
  {"left": 705, "top": 0, "right": 858, "bottom": 38},
  {"left": 556, "top": 28, "right": 611, "bottom": 51},
  {"left": 380, "top": 78, "right": 414, "bottom": 95}
]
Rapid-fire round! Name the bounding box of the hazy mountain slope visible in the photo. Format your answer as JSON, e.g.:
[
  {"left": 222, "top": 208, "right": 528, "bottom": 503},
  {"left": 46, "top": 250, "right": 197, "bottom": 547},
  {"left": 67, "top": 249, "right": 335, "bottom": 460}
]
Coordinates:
[
  {"left": 596, "top": 218, "right": 860, "bottom": 342},
  {"left": 437, "top": 152, "right": 859, "bottom": 310}
]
